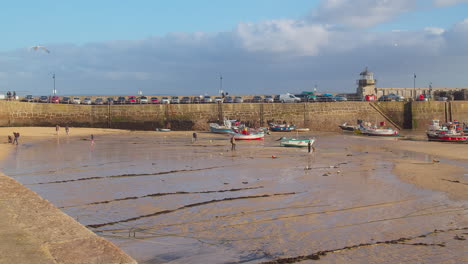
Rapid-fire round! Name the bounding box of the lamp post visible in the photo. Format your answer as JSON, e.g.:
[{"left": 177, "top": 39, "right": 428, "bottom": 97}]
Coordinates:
[
  {"left": 219, "top": 75, "right": 223, "bottom": 95},
  {"left": 52, "top": 73, "right": 56, "bottom": 96},
  {"left": 413, "top": 73, "right": 416, "bottom": 100}
]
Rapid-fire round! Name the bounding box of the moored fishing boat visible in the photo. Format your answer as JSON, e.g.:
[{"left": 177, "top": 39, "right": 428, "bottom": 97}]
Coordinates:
[
  {"left": 279, "top": 137, "right": 315, "bottom": 147},
  {"left": 339, "top": 123, "right": 357, "bottom": 132},
  {"left": 296, "top": 128, "right": 310, "bottom": 132},
  {"left": 270, "top": 124, "right": 296, "bottom": 132},
  {"left": 426, "top": 131, "right": 467, "bottom": 142},
  {"left": 426, "top": 120, "right": 467, "bottom": 142},
  {"left": 231, "top": 132, "right": 265, "bottom": 140},
  {"left": 366, "top": 128, "right": 400, "bottom": 137},
  {"left": 209, "top": 123, "right": 233, "bottom": 134},
  {"left": 209, "top": 119, "right": 235, "bottom": 134}
]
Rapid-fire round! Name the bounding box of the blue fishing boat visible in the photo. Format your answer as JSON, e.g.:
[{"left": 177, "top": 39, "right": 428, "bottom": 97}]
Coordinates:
[{"left": 270, "top": 124, "right": 296, "bottom": 132}]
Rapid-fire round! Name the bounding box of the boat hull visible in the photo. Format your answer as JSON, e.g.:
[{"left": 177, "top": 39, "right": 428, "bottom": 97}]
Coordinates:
[
  {"left": 210, "top": 127, "right": 232, "bottom": 134},
  {"left": 233, "top": 133, "right": 265, "bottom": 140},
  {"left": 280, "top": 138, "right": 315, "bottom": 147},
  {"left": 427, "top": 133, "right": 467, "bottom": 142},
  {"left": 270, "top": 126, "right": 296, "bottom": 132},
  {"left": 339, "top": 125, "right": 356, "bottom": 132}
]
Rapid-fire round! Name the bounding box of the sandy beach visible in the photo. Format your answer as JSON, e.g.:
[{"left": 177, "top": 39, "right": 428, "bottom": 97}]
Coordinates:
[{"left": 0, "top": 128, "right": 466, "bottom": 263}]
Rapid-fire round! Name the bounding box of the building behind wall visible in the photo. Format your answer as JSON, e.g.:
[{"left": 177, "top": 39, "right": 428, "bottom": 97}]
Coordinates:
[{"left": 355, "top": 67, "right": 468, "bottom": 100}]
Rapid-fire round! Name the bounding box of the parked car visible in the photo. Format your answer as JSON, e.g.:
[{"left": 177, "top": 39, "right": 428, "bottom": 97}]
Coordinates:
[
  {"left": 82, "top": 98, "right": 92, "bottom": 105},
  {"left": 139, "top": 96, "right": 149, "bottom": 104},
  {"left": 94, "top": 98, "right": 104, "bottom": 105},
  {"left": 264, "top": 95, "right": 274, "bottom": 103},
  {"left": 180, "top": 96, "right": 191, "bottom": 104},
  {"left": 39, "top": 96, "right": 49, "bottom": 103},
  {"left": 202, "top": 96, "right": 212, "bottom": 103},
  {"left": 72, "top": 97, "right": 81, "bottom": 104},
  {"left": 334, "top": 94, "right": 348, "bottom": 102},
  {"left": 224, "top": 96, "right": 234, "bottom": 103},
  {"left": 117, "top": 96, "right": 126, "bottom": 104},
  {"left": 192, "top": 97, "right": 201, "bottom": 104},
  {"left": 51, "top": 96, "right": 60, "bottom": 103},
  {"left": 294, "top": 94, "right": 316, "bottom": 102},
  {"left": 62, "top": 97, "right": 71, "bottom": 104},
  {"left": 252, "top": 96, "right": 263, "bottom": 103},
  {"left": 171, "top": 96, "right": 180, "bottom": 104},
  {"left": 435, "top": 96, "right": 448, "bottom": 101},
  {"left": 316, "top": 94, "right": 336, "bottom": 102},
  {"left": 378, "top": 93, "right": 404, "bottom": 101},
  {"left": 416, "top": 94, "right": 430, "bottom": 101},
  {"left": 234, "top": 96, "right": 244, "bottom": 103},
  {"left": 150, "top": 97, "right": 159, "bottom": 104},
  {"left": 127, "top": 96, "right": 137, "bottom": 104},
  {"left": 23, "top": 95, "right": 34, "bottom": 102},
  {"left": 278, "top": 93, "right": 301, "bottom": 103},
  {"left": 214, "top": 97, "right": 224, "bottom": 103},
  {"left": 161, "top": 97, "right": 170, "bottom": 104},
  {"left": 106, "top": 97, "right": 115, "bottom": 104}
]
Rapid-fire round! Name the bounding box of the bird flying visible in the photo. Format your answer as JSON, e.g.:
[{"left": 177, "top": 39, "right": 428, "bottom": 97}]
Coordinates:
[{"left": 30, "top": 46, "right": 50, "bottom": 53}]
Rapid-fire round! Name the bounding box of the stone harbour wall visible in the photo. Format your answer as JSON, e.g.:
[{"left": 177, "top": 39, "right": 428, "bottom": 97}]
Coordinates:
[{"left": 1, "top": 100, "right": 468, "bottom": 131}]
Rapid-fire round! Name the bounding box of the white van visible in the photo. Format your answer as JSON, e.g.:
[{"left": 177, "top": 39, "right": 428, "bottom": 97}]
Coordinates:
[{"left": 278, "top": 93, "right": 301, "bottom": 103}]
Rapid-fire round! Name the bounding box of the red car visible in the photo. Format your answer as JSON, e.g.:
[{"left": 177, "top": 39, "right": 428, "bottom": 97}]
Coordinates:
[
  {"left": 150, "top": 97, "right": 159, "bottom": 104},
  {"left": 51, "top": 96, "right": 60, "bottom": 103},
  {"left": 127, "top": 96, "right": 137, "bottom": 104}
]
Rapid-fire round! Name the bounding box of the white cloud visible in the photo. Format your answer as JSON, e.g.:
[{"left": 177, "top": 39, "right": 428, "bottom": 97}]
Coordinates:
[
  {"left": 433, "top": 0, "right": 468, "bottom": 7},
  {"left": 236, "top": 20, "right": 329, "bottom": 56},
  {"left": 311, "top": 0, "right": 417, "bottom": 28},
  {"left": 424, "top": 27, "right": 445, "bottom": 35}
]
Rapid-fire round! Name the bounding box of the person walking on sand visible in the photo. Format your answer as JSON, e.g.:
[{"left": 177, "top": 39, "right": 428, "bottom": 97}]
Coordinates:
[
  {"left": 91, "top": 134, "right": 95, "bottom": 145},
  {"left": 13, "top": 132, "right": 19, "bottom": 145},
  {"left": 65, "top": 125, "right": 69, "bottom": 135},
  {"left": 192, "top": 132, "right": 197, "bottom": 143},
  {"left": 230, "top": 135, "right": 236, "bottom": 151},
  {"left": 56, "top": 125, "right": 60, "bottom": 135}
]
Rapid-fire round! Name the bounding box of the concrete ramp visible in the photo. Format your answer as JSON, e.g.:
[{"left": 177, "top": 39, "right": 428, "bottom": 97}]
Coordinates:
[{"left": 0, "top": 174, "right": 137, "bottom": 264}]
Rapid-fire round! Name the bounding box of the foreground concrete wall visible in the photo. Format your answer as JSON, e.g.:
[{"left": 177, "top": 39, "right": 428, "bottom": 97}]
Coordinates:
[{"left": 2, "top": 100, "right": 467, "bottom": 131}]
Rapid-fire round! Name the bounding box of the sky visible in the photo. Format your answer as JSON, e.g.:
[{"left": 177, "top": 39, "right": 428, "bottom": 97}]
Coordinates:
[{"left": 1, "top": 0, "right": 468, "bottom": 96}]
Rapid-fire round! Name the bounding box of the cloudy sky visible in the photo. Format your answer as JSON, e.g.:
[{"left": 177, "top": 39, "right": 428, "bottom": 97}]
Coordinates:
[{"left": 1, "top": 0, "right": 468, "bottom": 96}]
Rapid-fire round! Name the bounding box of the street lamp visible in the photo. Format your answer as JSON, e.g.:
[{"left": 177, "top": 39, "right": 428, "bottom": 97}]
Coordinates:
[
  {"left": 413, "top": 73, "right": 416, "bottom": 100},
  {"left": 52, "top": 73, "right": 56, "bottom": 96},
  {"left": 219, "top": 75, "right": 223, "bottom": 95}
]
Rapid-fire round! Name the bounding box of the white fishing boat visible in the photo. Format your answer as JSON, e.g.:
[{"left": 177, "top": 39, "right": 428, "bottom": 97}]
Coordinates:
[
  {"left": 209, "top": 119, "right": 235, "bottom": 134},
  {"left": 231, "top": 131, "right": 265, "bottom": 140},
  {"left": 366, "top": 128, "right": 400, "bottom": 137},
  {"left": 279, "top": 137, "right": 315, "bottom": 147},
  {"left": 296, "top": 128, "right": 310, "bottom": 132}
]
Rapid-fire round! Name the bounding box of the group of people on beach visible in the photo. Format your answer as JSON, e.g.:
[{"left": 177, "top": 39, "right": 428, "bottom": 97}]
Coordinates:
[
  {"left": 7, "top": 132, "right": 20, "bottom": 145},
  {"left": 55, "top": 125, "right": 70, "bottom": 135}
]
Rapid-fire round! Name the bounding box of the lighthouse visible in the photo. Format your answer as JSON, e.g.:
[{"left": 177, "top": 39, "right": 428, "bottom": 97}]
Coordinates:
[{"left": 356, "top": 67, "right": 376, "bottom": 98}]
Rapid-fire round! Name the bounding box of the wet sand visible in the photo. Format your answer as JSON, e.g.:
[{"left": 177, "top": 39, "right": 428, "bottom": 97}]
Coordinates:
[{"left": 0, "top": 128, "right": 467, "bottom": 263}]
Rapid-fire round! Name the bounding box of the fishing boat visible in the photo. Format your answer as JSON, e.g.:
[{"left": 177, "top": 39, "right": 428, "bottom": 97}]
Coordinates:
[
  {"left": 279, "top": 137, "right": 315, "bottom": 147},
  {"left": 339, "top": 123, "right": 357, "bottom": 132},
  {"left": 270, "top": 124, "right": 296, "bottom": 132},
  {"left": 209, "top": 119, "right": 235, "bottom": 134},
  {"left": 209, "top": 123, "right": 232, "bottom": 134},
  {"left": 366, "top": 128, "right": 400, "bottom": 137},
  {"left": 426, "top": 120, "right": 467, "bottom": 142},
  {"left": 296, "top": 128, "right": 310, "bottom": 132},
  {"left": 231, "top": 131, "right": 265, "bottom": 140}
]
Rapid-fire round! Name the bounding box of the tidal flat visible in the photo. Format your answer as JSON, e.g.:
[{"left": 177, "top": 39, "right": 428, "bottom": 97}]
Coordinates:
[{"left": 1, "top": 130, "right": 467, "bottom": 264}]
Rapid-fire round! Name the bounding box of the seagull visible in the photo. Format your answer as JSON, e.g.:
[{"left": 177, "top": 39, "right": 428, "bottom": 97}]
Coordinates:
[{"left": 30, "top": 46, "right": 50, "bottom": 53}]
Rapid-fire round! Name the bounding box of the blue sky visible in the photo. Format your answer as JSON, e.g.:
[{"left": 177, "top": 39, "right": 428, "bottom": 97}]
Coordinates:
[{"left": 1, "top": 0, "right": 468, "bottom": 95}]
